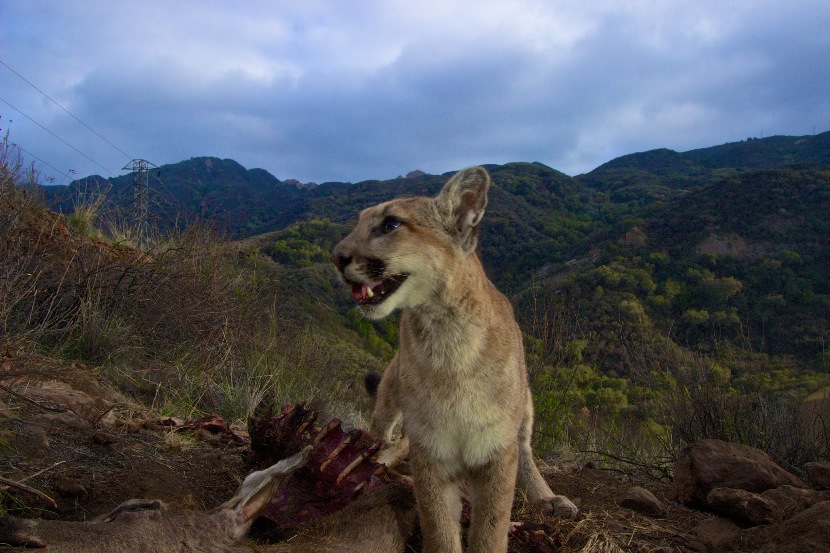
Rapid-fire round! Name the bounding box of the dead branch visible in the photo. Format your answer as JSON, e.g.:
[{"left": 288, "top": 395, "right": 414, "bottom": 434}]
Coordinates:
[{"left": 0, "top": 475, "right": 58, "bottom": 508}]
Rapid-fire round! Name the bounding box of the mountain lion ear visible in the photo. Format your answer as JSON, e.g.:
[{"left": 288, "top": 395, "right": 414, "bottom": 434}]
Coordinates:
[{"left": 435, "top": 167, "right": 490, "bottom": 252}]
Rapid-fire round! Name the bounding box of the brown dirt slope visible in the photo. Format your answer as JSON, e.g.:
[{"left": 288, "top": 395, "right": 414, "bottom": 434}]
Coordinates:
[{"left": 2, "top": 350, "right": 714, "bottom": 552}]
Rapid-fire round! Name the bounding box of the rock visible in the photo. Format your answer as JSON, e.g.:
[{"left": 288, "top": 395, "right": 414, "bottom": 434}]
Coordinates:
[
  {"left": 761, "top": 485, "right": 830, "bottom": 519},
  {"left": 805, "top": 461, "right": 830, "bottom": 490},
  {"left": 33, "top": 412, "right": 91, "bottom": 430},
  {"left": 91, "top": 430, "right": 117, "bottom": 445},
  {"left": 718, "top": 500, "right": 830, "bottom": 553},
  {"left": 53, "top": 475, "right": 88, "bottom": 499},
  {"left": 12, "top": 424, "right": 50, "bottom": 456},
  {"left": 26, "top": 380, "right": 99, "bottom": 419},
  {"left": 696, "top": 517, "right": 740, "bottom": 550},
  {"left": 706, "top": 487, "right": 783, "bottom": 526},
  {"left": 671, "top": 439, "right": 805, "bottom": 507},
  {"left": 618, "top": 486, "right": 667, "bottom": 517}
]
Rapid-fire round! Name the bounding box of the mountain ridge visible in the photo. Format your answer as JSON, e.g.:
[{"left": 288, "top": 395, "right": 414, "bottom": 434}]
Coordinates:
[{"left": 44, "top": 131, "right": 830, "bottom": 226}]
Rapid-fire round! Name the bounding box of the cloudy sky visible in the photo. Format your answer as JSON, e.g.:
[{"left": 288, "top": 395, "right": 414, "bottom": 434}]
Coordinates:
[{"left": 1, "top": 1, "right": 828, "bottom": 185}]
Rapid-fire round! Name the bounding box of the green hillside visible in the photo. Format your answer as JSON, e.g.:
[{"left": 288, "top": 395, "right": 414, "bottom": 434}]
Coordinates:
[
  {"left": 685, "top": 132, "right": 830, "bottom": 169},
  {"left": 531, "top": 167, "right": 830, "bottom": 374},
  {"left": 42, "top": 133, "right": 830, "bottom": 365},
  {"left": 575, "top": 130, "right": 830, "bottom": 206},
  {"left": 286, "top": 163, "right": 607, "bottom": 290}
]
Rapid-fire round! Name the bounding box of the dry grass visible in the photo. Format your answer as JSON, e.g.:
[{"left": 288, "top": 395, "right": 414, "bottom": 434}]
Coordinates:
[
  {"left": 66, "top": 187, "right": 108, "bottom": 239},
  {"left": 0, "top": 136, "right": 370, "bottom": 427},
  {"left": 553, "top": 509, "right": 699, "bottom": 553},
  {"left": 163, "top": 430, "right": 196, "bottom": 452}
]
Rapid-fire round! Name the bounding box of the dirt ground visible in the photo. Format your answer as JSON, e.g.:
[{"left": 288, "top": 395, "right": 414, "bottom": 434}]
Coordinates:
[
  {"left": 2, "top": 349, "right": 714, "bottom": 552},
  {"left": 532, "top": 464, "right": 710, "bottom": 552},
  {"left": 1, "top": 350, "right": 246, "bottom": 521}
]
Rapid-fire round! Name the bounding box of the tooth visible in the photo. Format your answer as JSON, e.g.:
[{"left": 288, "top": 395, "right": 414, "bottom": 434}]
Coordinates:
[{"left": 366, "top": 286, "right": 374, "bottom": 298}]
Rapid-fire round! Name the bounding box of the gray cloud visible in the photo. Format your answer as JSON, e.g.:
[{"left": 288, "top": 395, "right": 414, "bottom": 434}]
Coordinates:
[{"left": 1, "top": 0, "right": 828, "bottom": 185}]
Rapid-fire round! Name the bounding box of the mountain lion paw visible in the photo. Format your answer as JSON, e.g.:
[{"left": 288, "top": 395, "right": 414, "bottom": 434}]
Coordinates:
[{"left": 536, "top": 495, "right": 579, "bottom": 519}]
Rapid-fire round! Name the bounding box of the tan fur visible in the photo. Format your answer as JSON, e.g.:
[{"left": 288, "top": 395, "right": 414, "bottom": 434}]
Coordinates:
[
  {"left": 331, "top": 167, "right": 578, "bottom": 553},
  {"left": 265, "top": 483, "right": 417, "bottom": 553}
]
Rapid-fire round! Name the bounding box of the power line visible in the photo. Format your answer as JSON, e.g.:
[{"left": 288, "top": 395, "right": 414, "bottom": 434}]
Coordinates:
[
  {"left": 9, "top": 141, "right": 76, "bottom": 184},
  {"left": 0, "top": 58, "right": 132, "bottom": 160},
  {"left": 0, "top": 96, "right": 116, "bottom": 176}
]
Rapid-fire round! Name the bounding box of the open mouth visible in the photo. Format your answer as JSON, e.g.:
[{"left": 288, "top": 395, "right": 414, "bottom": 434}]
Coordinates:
[{"left": 349, "top": 275, "right": 408, "bottom": 306}]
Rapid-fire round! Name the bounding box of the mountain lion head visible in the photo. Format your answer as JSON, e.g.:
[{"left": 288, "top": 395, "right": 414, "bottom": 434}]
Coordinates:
[{"left": 331, "top": 167, "right": 490, "bottom": 319}]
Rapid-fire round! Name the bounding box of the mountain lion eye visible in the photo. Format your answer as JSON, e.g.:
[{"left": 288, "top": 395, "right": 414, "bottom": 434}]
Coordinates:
[{"left": 381, "top": 216, "right": 401, "bottom": 234}]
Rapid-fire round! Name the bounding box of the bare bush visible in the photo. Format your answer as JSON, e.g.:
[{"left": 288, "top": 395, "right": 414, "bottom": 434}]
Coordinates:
[
  {"left": 657, "top": 356, "right": 829, "bottom": 471},
  {"left": 0, "top": 136, "right": 60, "bottom": 343}
]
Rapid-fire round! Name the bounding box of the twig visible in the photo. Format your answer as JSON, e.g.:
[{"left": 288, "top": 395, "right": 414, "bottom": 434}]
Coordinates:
[
  {"left": 0, "top": 475, "right": 58, "bottom": 508},
  {"left": 578, "top": 449, "right": 673, "bottom": 480},
  {"left": 17, "top": 460, "right": 66, "bottom": 483},
  {"left": 0, "top": 382, "right": 64, "bottom": 412},
  {"left": 92, "top": 405, "right": 115, "bottom": 427}
]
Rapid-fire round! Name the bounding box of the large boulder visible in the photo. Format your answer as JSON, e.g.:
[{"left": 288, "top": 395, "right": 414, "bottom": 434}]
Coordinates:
[
  {"left": 696, "top": 517, "right": 741, "bottom": 551},
  {"left": 618, "top": 486, "right": 667, "bottom": 517},
  {"left": 805, "top": 461, "right": 830, "bottom": 490},
  {"left": 717, "top": 500, "right": 830, "bottom": 553},
  {"left": 671, "top": 440, "right": 805, "bottom": 507},
  {"left": 761, "top": 485, "right": 830, "bottom": 519},
  {"left": 706, "top": 487, "right": 783, "bottom": 526}
]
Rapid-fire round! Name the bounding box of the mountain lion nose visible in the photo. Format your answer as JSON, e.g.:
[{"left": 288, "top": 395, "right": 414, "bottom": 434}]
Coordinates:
[{"left": 331, "top": 253, "right": 352, "bottom": 271}]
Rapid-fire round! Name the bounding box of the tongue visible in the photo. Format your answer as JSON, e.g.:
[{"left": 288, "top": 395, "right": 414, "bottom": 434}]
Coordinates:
[
  {"left": 351, "top": 281, "right": 382, "bottom": 302},
  {"left": 351, "top": 282, "right": 373, "bottom": 302}
]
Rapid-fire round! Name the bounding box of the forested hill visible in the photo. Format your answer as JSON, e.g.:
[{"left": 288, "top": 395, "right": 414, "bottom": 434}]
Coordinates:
[
  {"left": 42, "top": 156, "right": 308, "bottom": 236},
  {"left": 540, "top": 166, "right": 830, "bottom": 375},
  {"left": 575, "top": 131, "right": 830, "bottom": 205},
  {"left": 43, "top": 159, "right": 608, "bottom": 289}
]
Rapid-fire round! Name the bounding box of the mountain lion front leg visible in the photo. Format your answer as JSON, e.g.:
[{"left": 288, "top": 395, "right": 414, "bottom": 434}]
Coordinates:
[
  {"left": 516, "top": 390, "right": 579, "bottom": 518},
  {"left": 368, "top": 354, "right": 410, "bottom": 468},
  {"left": 467, "top": 442, "right": 519, "bottom": 553},
  {"left": 410, "top": 442, "right": 464, "bottom": 553}
]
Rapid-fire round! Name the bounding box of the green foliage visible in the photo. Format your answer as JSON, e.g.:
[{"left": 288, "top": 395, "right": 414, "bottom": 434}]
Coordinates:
[
  {"left": 261, "top": 220, "right": 350, "bottom": 267},
  {"left": 530, "top": 339, "right": 631, "bottom": 452},
  {"left": 344, "top": 308, "right": 396, "bottom": 360},
  {"left": 547, "top": 165, "right": 830, "bottom": 365},
  {"left": 696, "top": 276, "right": 742, "bottom": 305},
  {"left": 267, "top": 238, "right": 328, "bottom": 266},
  {"left": 682, "top": 309, "right": 710, "bottom": 325}
]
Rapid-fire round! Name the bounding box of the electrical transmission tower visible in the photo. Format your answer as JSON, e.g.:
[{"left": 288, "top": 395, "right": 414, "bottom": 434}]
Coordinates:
[{"left": 122, "top": 159, "right": 156, "bottom": 249}]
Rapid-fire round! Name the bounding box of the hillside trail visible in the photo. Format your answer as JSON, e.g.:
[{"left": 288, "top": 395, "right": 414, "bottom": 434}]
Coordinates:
[{"left": 1, "top": 349, "right": 712, "bottom": 552}]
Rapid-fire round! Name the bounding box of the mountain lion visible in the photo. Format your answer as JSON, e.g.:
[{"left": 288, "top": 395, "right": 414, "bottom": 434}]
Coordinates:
[{"left": 331, "top": 167, "right": 578, "bottom": 553}]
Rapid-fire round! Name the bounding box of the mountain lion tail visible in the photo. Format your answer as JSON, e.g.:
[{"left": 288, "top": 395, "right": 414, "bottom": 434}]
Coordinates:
[{"left": 364, "top": 372, "right": 381, "bottom": 399}]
